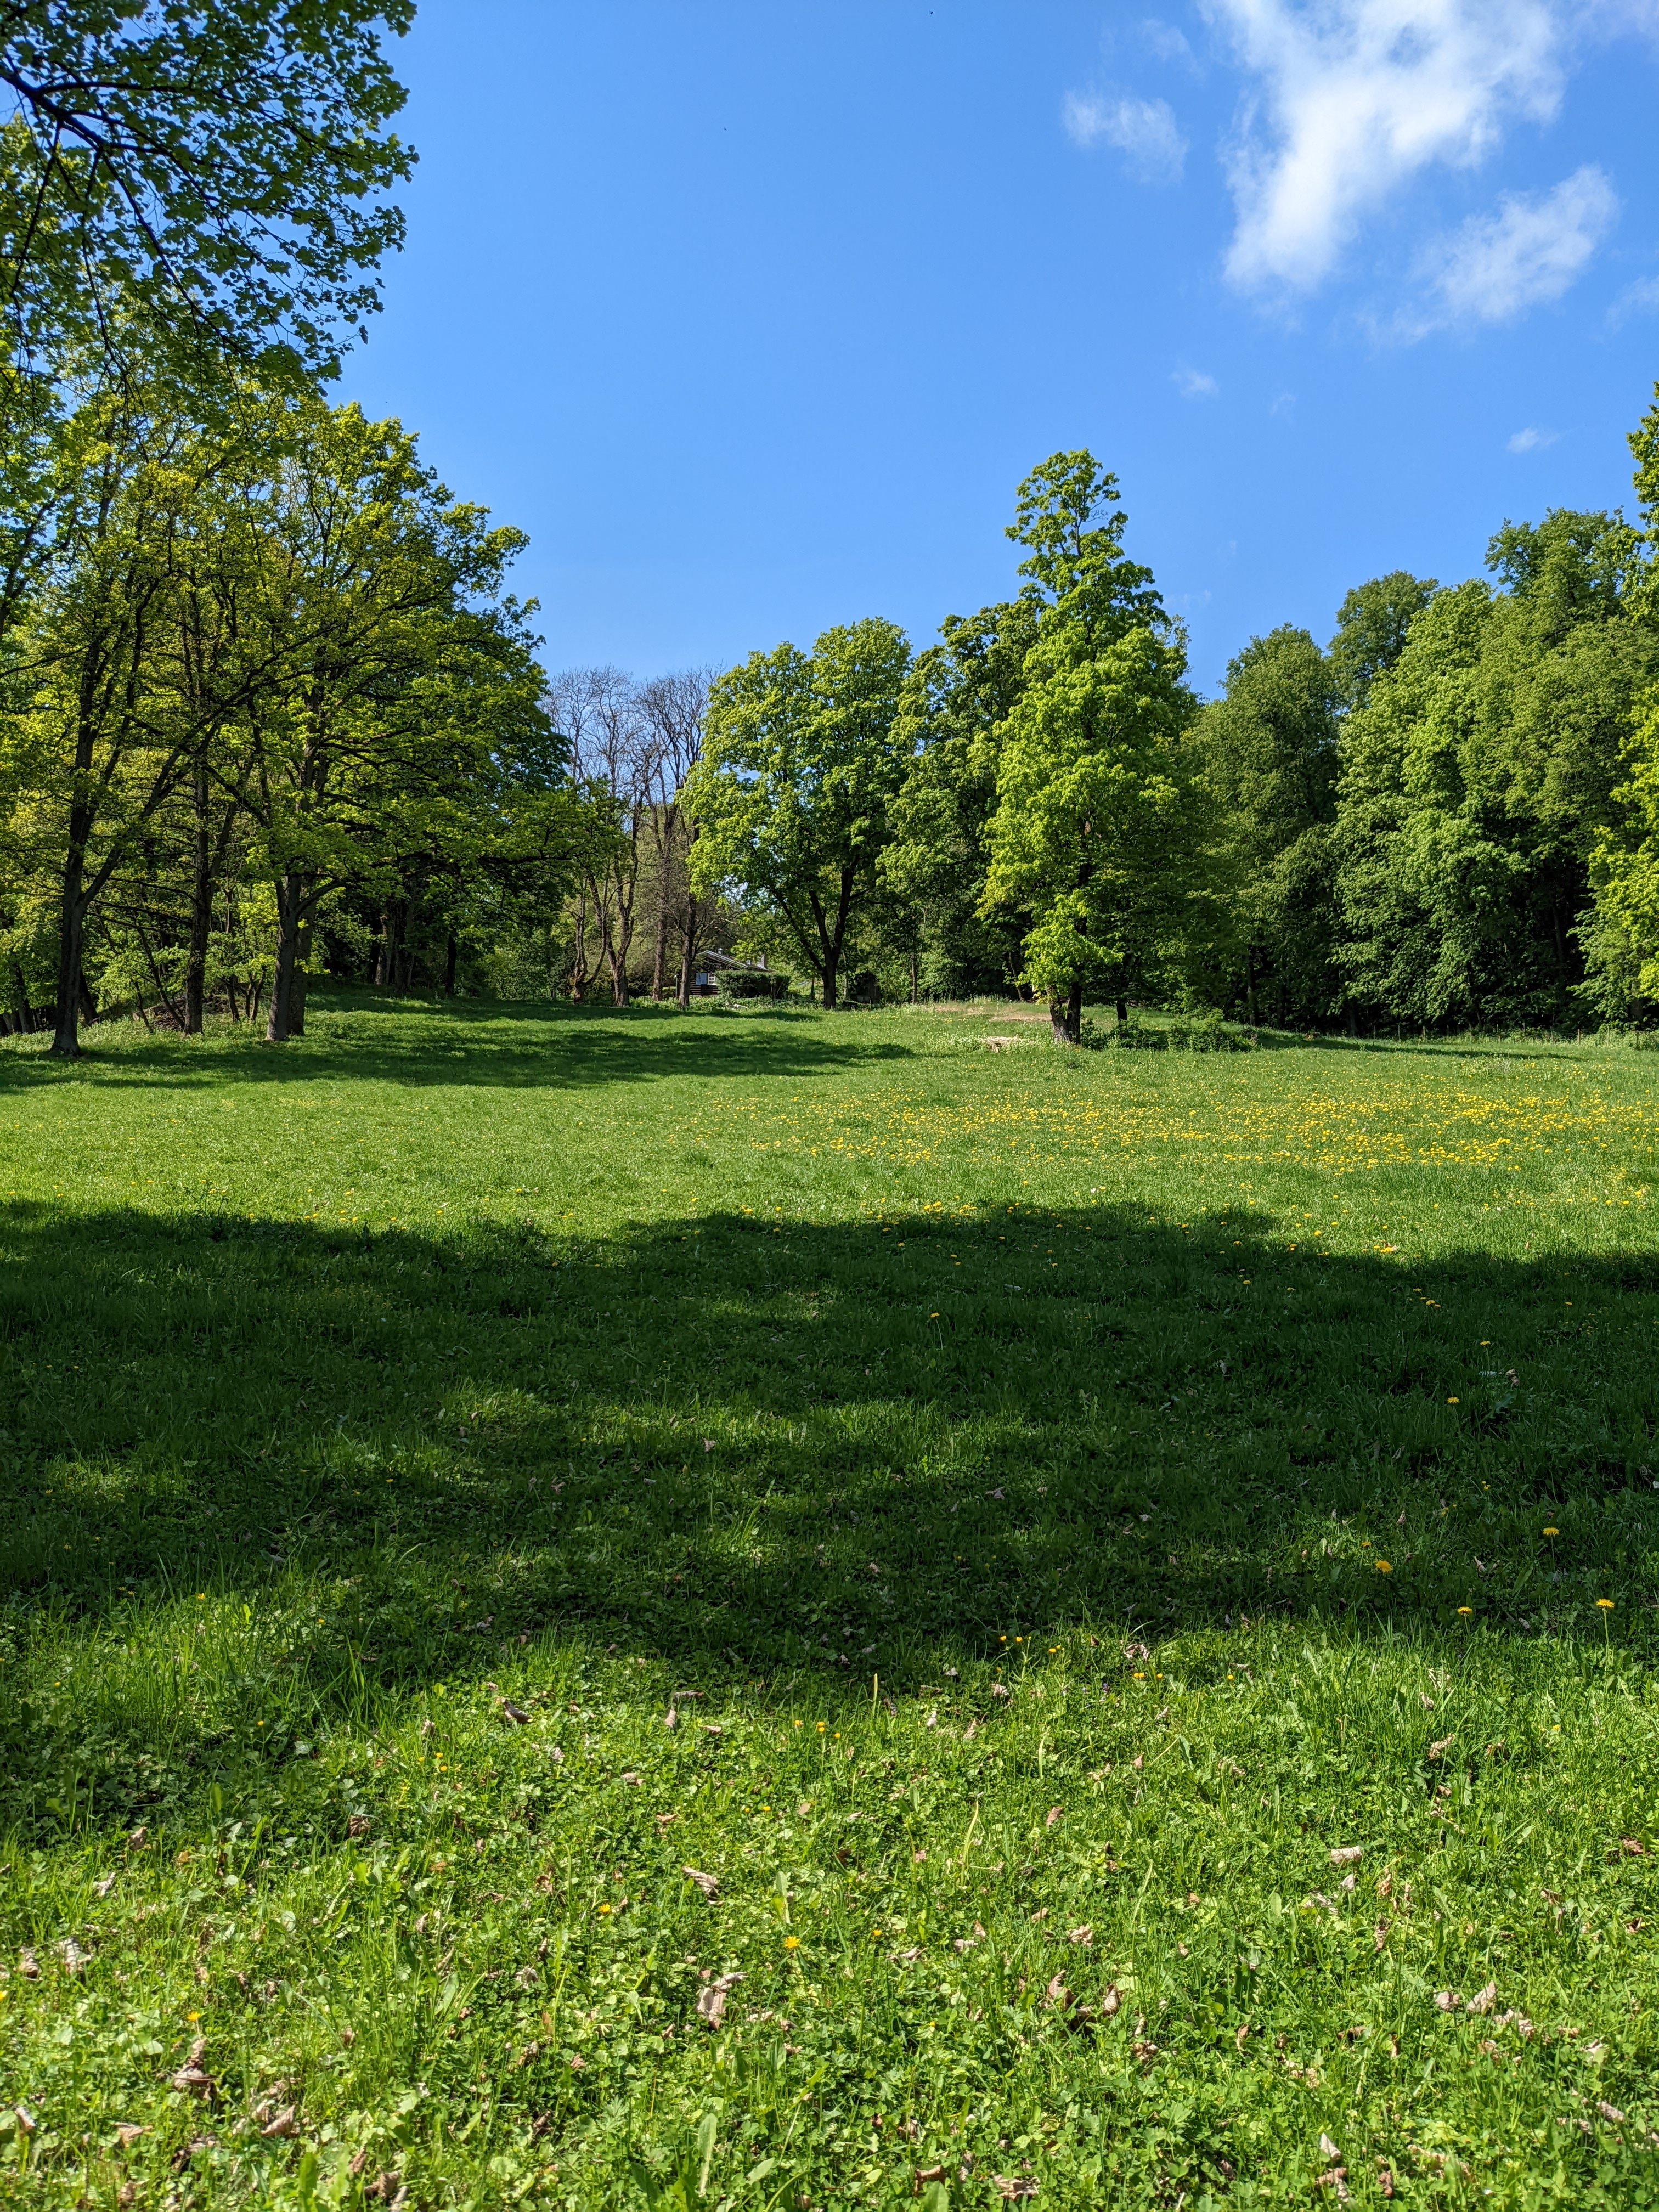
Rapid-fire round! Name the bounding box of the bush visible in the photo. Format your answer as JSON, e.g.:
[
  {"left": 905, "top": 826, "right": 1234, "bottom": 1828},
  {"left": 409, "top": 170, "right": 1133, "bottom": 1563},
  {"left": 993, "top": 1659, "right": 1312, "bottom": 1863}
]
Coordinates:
[
  {"left": 1080, "top": 1010, "right": 1252, "bottom": 1052},
  {"left": 717, "top": 970, "right": 792, "bottom": 1001}
]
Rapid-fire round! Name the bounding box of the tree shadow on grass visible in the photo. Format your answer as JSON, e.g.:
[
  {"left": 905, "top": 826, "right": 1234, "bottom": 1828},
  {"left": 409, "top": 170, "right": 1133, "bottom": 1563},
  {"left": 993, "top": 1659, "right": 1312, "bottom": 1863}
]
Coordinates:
[
  {"left": 3, "top": 1186, "right": 1657, "bottom": 1775},
  {"left": 0, "top": 989, "right": 927, "bottom": 1095}
]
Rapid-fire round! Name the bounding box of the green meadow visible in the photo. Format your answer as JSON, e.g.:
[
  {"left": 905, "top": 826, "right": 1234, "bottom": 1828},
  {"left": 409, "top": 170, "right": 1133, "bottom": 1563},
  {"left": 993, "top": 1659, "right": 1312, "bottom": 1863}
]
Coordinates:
[{"left": 3, "top": 996, "right": 1659, "bottom": 2210}]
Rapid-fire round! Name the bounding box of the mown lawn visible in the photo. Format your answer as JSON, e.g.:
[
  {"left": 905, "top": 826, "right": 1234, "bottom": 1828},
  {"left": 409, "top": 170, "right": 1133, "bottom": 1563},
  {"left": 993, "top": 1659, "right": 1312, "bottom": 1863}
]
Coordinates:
[{"left": 2, "top": 993, "right": 1659, "bottom": 2210}]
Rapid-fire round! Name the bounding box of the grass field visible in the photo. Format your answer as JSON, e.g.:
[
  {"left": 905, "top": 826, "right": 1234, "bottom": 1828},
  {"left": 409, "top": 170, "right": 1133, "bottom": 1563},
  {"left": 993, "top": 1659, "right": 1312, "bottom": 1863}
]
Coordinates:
[{"left": 3, "top": 993, "right": 1659, "bottom": 2210}]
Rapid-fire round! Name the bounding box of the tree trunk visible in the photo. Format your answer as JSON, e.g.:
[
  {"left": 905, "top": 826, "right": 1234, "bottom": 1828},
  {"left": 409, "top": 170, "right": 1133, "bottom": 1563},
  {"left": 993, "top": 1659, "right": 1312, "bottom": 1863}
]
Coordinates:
[
  {"left": 1244, "top": 949, "right": 1257, "bottom": 1028},
  {"left": 266, "top": 876, "right": 302, "bottom": 1042},
  {"left": 1049, "top": 983, "right": 1083, "bottom": 1045},
  {"left": 651, "top": 904, "right": 668, "bottom": 1001},
  {"left": 376, "top": 901, "right": 402, "bottom": 989},
  {"left": 49, "top": 782, "right": 97, "bottom": 1057},
  {"left": 1115, "top": 998, "right": 1128, "bottom": 1029},
  {"left": 11, "top": 964, "right": 33, "bottom": 1033},
  {"left": 290, "top": 917, "right": 311, "bottom": 1036},
  {"left": 676, "top": 894, "right": 698, "bottom": 1010},
  {"left": 444, "top": 934, "right": 458, "bottom": 996},
  {"left": 607, "top": 902, "right": 634, "bottom": 1006},
  {"left": 184, "top": 768, "right": 211, "bottom": 1034},
  {"left": 910, "top": 946, "right": 918, "bottom": 1003}
]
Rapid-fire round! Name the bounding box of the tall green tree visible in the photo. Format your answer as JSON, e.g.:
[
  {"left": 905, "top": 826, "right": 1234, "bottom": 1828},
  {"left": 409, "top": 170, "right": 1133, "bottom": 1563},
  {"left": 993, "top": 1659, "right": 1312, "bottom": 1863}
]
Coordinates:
[
  {"left": 0, "top": 1, "right": 414, "bottom": 381},
  {"left": 1192, "top": 625, "right": 1341, "bottom": 1024},
  {"left": 217, "top": 393, "right": 552, "bottom": 1042},
  {"left": 1589, "top": 385, "right": 1659, "bottom": 1013},
  {"left": 1333, "top": 512, "right": 1653, "bottom": 1028},
  {"left": 1329, "top": 571, "right": 1438, "bottom": 712},
  {"left": 880, "top": 598, "right": 1037, "bottom": 997},
  {"left": 686, "top": 618, "right": 911, "bottom": 1009},
  {"left": 980, "top": 452, "right": 1199, "bottom": 1042}
]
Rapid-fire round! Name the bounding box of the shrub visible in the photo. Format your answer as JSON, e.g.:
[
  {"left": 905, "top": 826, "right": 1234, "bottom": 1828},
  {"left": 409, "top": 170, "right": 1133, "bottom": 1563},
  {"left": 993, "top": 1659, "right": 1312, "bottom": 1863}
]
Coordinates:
[{"left": 717, "top": 970, "right": 792, "bottom": 1001}]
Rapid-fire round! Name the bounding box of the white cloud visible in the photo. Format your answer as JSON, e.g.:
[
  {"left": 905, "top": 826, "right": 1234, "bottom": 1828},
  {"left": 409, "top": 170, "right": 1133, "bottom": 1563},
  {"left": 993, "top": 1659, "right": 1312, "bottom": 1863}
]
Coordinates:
[
  {"left": 1506, "top": 424, "right": 1559, "bottom": 450},
  {"left": 1205, "top": 1, "right": 1565, "bottom": 293},
  {"left": 1610, "top": 273, "right": 1659, "bottom": 325},
  {"left": 1063, "top": 91, "right": 1188, "bottom": 182},
  {"left": 1142, "top": 16, "right": 1196, "bottom": 62},
  {"left": 1173, "top": 365, "right": 1221, "bottom": 396},
  {"left": 1421, "top": 165, "right": 1616, "bottom": 322}
]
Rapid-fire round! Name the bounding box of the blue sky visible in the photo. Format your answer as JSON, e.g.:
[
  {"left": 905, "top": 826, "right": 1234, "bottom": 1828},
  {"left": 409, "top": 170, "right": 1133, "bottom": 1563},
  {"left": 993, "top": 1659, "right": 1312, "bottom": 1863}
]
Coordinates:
[{"left": 339, "top": 1, "right": 1659, "bottom": 695}]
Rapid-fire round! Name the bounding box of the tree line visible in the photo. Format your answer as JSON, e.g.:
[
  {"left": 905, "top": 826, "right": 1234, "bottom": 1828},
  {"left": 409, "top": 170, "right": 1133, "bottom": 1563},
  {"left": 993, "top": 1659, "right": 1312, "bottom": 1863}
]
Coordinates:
[{"left": 685, "top": 404, "right": 1659, "bottom": 1038}]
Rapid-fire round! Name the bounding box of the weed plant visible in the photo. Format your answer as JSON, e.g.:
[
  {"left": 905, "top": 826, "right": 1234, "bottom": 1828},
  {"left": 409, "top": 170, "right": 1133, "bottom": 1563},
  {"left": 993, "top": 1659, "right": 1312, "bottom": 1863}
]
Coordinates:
[{"left": 2, "top": 992, "right": 1658, "bottom": 2208}]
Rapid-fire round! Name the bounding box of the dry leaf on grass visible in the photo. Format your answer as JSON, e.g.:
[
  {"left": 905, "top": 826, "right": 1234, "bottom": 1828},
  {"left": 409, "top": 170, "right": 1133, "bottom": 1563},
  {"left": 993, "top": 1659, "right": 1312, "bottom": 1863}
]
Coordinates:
[
  {"left": 500, "top": 1701, "right": 531, "bottom": 1726},
  {"left": 94, "top": 1872, "right": 118, "bottom": 1899},
  {"left": 1329, "top": 1846, "right": 1363, "bottom": 1866},
  {"left": 695, "top": 1971, "right": 743, "bottom": 2027},
  {"left": 1045, "top": 1806, "right": 1062, "bottom": 1827},
  {"left": 683, "top": 1866, "right": 719, "bottom": 1899},
  {"left": 115, "top": 2124, "right": 145, "bottom": 2148},
  {"left": 1466, "top": 1982, "right": 1497, "bottom": 2016},
  {"left": 994, "top": 2178, "right": 1039, "bottom": 2200}
]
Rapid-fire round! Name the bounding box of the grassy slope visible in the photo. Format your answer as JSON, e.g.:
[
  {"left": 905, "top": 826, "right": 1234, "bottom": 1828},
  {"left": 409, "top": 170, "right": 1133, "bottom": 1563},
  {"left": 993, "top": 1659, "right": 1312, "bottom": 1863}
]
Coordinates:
[{"left": 2, "top": 994, "right": 1658, "bottom": 2210}]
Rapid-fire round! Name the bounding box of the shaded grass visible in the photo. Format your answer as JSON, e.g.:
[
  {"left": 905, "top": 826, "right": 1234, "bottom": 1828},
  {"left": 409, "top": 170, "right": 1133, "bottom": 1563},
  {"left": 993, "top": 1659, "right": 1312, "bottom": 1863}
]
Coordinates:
[{"left": 1, "top": 992, "right": 1658, "bottom": 2208}]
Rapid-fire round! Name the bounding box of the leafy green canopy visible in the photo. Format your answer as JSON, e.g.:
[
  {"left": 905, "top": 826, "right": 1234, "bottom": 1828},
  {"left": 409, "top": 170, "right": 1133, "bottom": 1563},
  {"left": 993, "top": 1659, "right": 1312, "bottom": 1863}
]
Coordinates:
[
  {"left": 687, "top": 618, "right": 911, "bottom": 1009},
  {"left": 0, "top": 0, "right": 414, "bottom": 377},
  {"left": 1328, "top": 571, "right": 1437, "bottom": 712},
  {"left": 982, "top": 452, "right": 1199, "bottom": 1034},
  {"left": 879, "top": 597, "right": 1037, "bottom": 997},
  {"left": 1190, "top": 624, "right": 1342, "bottom": 1026},
  {"left": 1591, "top": 386, "right": 1659, "bottom": 1005},
  {"left": 1334, "top": 510, "right": 1655, "bottom": 1029}
]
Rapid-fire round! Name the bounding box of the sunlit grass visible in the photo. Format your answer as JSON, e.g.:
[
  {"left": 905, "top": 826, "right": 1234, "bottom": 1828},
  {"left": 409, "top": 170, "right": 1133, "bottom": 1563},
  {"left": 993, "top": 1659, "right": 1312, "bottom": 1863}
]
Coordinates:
[{"left": 1, "top": 992, "right": 1657, "bottom": 2207}]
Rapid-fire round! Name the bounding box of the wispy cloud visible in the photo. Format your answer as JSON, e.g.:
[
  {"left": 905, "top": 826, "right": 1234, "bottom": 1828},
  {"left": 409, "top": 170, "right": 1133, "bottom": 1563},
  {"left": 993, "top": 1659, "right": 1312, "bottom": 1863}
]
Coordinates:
[
  {"left": 1173, "top": 365, "right": 1221, "bottom": 397},
  {"left": 1205, "top": 1, "right": 1564, "bottom": 294},
  {"left": 1141, "top": 16, "right": 1196, "bottom": 63},
  {"left": 1063, "top": 91, "right": 1188, "bottom": 182},
  {"left": 1419, "top": 166, "right": 1616, "bottom": 324},
  {"left": 1609, "top": 272, "right": 1659, "bottom": 326},
  {"left": 1507, "top": 424, "right": 1559, "bottom": 452}
]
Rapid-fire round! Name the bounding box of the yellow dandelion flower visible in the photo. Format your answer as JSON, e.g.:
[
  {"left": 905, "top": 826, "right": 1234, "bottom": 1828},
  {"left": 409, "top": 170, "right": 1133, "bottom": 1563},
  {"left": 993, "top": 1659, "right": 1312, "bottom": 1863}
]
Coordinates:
[
  {"left": 1446, "top": 1396, "right": 1459, "bottom": 1405},
  {"left": 1598, "top": 1599, "right": 1615, "bottom": 1611},
  {"left": 1543, "top": 1527, "right": 1559, "bottom": 1537},
  {"left": 1376, "top": 1560, "right": 1392, "bottom": 1572},
  {"left": 1457, "top": 1606, "right": 1473, "bottom": 1615},
  {"left": 783, "top": 1935, "right": 800, "bottom": 1950}
]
